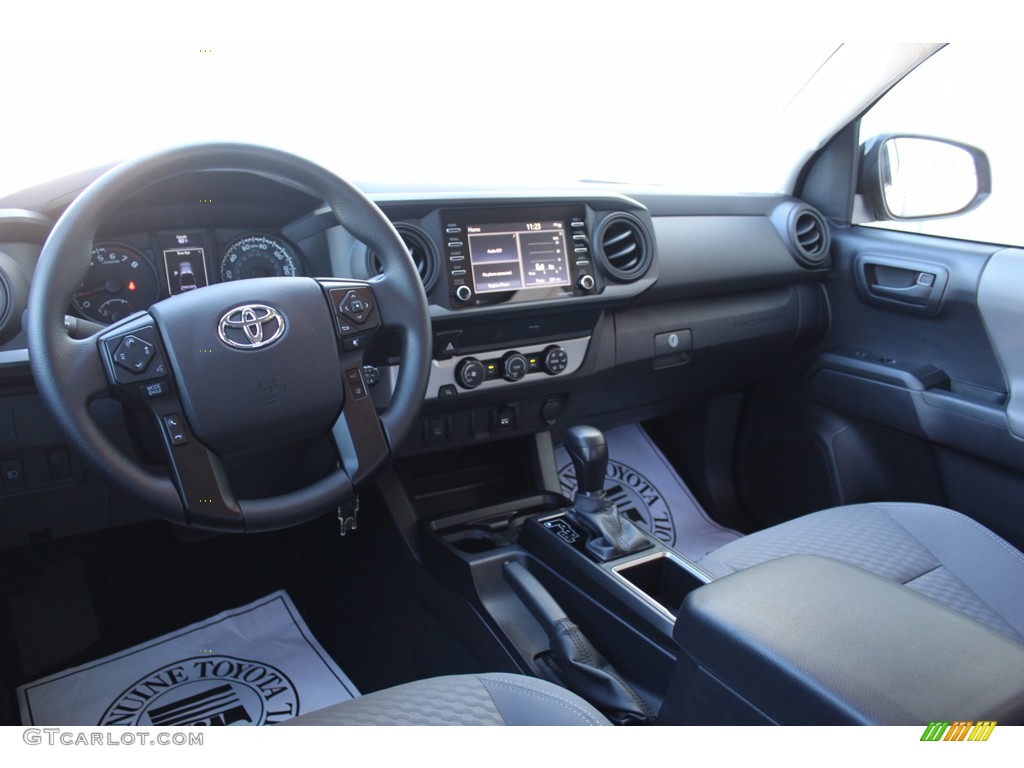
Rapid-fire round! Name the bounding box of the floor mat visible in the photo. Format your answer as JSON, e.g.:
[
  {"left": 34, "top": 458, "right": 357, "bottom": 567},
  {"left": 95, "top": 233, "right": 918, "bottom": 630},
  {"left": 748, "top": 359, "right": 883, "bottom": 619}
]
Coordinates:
[
  {"left": 9, "top": 557, "right": 101, "bottom": 680},
  {"left": 17, "top": 590, "right": 357, "bottom": 726},
  {"left": 555, "top": 423, "right": 742, "bottom": 561}
]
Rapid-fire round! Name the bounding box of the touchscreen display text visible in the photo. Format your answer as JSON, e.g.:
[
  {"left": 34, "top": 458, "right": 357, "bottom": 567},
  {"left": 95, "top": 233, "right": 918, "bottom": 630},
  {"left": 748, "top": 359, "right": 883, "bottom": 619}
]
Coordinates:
[{"left": 467, "top": 220, "right": 570, "bottom": 294}]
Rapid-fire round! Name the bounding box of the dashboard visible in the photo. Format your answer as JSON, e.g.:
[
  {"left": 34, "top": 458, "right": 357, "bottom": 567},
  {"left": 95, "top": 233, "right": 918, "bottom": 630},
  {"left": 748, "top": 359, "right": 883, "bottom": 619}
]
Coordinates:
[{"left": 0, "top": 167, "right": 832, "bottom": 511}]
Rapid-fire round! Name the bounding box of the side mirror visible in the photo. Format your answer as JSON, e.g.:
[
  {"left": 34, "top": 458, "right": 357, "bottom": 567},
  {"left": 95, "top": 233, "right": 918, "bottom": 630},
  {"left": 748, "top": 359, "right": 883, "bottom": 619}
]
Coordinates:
[{"left": 859, "top": 134, "right": 991, "bottom": 221}]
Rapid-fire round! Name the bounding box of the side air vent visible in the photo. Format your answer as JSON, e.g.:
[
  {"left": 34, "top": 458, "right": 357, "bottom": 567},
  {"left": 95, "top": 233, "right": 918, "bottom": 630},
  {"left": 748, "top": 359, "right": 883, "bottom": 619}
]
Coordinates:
[
  {"left": 368, "top": 224, "right": 440, "bottom": 291},
  {"left": 595, "top": 213, "right": 652, "bottom": 282},
  {"left": 768, "top": 203, "right": 832, "bottom": 270},
  {"left": 792, "top": 208, "right": 829, "bottom": 266}
]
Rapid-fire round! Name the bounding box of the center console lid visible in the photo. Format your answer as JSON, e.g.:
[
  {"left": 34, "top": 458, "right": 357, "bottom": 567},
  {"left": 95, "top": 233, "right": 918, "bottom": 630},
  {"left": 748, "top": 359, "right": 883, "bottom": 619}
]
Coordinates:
[{"left": 663, "top": 555, "right": 1024, "bottom": 725}]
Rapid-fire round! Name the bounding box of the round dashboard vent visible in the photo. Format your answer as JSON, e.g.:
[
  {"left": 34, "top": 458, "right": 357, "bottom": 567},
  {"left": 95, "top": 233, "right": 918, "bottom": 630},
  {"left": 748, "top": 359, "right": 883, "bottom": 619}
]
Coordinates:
[
  {"left": 790, "top": 208, "right": 830, "bottom": 268},
  {"left": 595, "top": 213, "right": 652, "bottom": 282},
  {"left": 368, "top": 224, "right": 439, "bottom": 291}
]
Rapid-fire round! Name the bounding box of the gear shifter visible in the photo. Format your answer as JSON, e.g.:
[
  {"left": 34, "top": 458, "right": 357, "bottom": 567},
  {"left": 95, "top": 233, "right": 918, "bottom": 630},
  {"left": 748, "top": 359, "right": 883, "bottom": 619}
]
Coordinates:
[{"left": 565, "top": 425, "right": 652, "bottom": 561}]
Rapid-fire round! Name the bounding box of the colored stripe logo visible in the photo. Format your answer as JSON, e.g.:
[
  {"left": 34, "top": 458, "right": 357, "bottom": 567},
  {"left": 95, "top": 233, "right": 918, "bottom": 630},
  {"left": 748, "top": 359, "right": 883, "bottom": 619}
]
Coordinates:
[{"left": 920, "top": 721, "right": 997, "bottom": 741}]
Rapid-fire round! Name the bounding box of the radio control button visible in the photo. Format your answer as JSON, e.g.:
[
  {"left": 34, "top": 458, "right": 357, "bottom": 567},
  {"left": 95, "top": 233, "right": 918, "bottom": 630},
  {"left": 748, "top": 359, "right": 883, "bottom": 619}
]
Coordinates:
[
  {"left": 578, "top": 274, "right": 595, "bottom": 291},
  {"left": 454, "top": 285, "right": 473, "bottom": 302}
]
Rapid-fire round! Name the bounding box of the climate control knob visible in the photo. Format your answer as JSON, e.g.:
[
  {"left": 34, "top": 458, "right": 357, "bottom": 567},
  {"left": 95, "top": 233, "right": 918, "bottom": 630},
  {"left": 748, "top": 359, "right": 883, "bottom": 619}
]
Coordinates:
[
  {"left": 542, "top": 345, "right": 569, "bottom": 375},
  {"left": 455, "top": 357, "right": 486, "bottom": 389},
  {"left": 502, "top": 352, "right": 529, "bottom": 382}
]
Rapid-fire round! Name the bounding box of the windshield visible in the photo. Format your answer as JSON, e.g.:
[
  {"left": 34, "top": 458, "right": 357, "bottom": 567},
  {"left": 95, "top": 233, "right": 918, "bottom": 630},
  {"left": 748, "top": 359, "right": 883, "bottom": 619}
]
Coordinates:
[{"left": 1, "top": 42, "right": 887, "bottom": 197}]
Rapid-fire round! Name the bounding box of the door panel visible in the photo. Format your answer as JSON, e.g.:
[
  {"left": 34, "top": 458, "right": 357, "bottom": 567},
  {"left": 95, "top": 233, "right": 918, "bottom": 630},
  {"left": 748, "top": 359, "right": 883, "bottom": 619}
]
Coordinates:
[{"left": 737, "top": 224, "right": 1024, "bottom": 550}]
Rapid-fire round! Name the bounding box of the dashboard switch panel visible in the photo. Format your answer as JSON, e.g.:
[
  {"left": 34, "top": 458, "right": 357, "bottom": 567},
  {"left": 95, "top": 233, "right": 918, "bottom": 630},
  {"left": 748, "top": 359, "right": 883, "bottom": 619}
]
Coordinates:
[{"left": 428, "top": 337, "right": 590, "bottom": 397}]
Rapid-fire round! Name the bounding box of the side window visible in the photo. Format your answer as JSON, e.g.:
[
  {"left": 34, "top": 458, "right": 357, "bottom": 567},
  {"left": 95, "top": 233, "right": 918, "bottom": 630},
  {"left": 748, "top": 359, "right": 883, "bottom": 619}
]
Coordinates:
[{"left": 858, "top": 44, "right": 1023, "bottom": 247}]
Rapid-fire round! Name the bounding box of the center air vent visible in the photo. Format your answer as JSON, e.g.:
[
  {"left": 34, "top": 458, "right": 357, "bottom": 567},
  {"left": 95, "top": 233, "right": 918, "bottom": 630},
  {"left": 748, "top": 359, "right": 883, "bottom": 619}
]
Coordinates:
[
  {"left": 595, "top": 213, "right": 652, "bottom": 282},
  {"left": 368, "top": 224, "right": 440, "bottom": 291}
]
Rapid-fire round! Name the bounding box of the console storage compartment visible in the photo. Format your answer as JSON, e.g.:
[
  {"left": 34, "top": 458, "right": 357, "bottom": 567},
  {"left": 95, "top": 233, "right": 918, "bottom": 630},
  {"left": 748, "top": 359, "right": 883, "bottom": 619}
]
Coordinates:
[{"left": 662, "top": 555, "right": 1024, "bottom": 725}]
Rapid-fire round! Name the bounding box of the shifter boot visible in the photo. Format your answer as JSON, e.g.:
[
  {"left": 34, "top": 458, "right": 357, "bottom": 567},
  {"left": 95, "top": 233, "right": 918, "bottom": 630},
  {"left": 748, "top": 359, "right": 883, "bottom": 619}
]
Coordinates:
[{"left": 572, "top": 493, "right": 653, "bottom": 562}]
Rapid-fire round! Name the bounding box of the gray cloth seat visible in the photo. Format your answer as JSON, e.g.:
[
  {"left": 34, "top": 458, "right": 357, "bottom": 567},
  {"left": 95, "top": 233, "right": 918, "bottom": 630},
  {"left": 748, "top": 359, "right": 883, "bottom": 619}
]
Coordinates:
[
  {"left": 279, "top": 672, "right": 609, "bottom": 726},
  {"left": 697, "top": 502, "right": 1024, "bottom": 644}
]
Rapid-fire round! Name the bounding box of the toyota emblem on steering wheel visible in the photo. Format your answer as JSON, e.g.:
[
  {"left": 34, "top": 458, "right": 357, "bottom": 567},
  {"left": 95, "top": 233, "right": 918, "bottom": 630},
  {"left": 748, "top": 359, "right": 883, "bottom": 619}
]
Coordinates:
[{"left": 218, "top": 304, "right": 286, "bottom": 349}]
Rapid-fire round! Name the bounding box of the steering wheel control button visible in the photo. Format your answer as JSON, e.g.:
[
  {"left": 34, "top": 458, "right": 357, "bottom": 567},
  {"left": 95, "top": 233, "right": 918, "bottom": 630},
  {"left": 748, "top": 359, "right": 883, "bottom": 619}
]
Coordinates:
[
  {"left": 361, "top": 365, "right": 380, "bottom": 386},
  {"left": 343, "top": 335, "right": 366, "bottom": 352},
  {"left": 456, "top": 357, "right": 485, "bottom": 389},
  {"left": 163, "top": 414, "right": 188, "bottom": 446},
  {"left": 345, "top": 367, "right": 368, "bottom": 400},
  {"left": 326, "top": 286, "right": 379, "bottom": 337},
  {"left": 339, "top": 291, "right": 372, "bottom": 324},
  {"left": 542, "top": 345, "right": 569, "bottom": 375},
  {"left": 218, "top": 304, "right": 286, "bottom": 350},
  {"left": 139, "top": 380, "right": 169, "bottom": 399},
  {"left": 113, "top": 335, "right": 155, "bottom": 374},
  {"left": 501, "top": 352, "right": 529, "bottom": 382}
]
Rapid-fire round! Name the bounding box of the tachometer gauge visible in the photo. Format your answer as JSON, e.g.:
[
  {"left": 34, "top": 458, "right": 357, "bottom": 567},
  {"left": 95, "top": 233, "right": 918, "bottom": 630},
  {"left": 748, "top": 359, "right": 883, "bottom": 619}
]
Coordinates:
[
  {"left": 220, "top": 234, "right": 300, "bottom": 282},
  {"left": 73, "top": 243, "right": 159, "bottom": 324}
]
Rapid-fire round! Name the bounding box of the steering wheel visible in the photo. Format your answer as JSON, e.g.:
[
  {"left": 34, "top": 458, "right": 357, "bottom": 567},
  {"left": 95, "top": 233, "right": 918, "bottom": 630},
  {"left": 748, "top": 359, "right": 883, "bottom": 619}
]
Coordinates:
[{"left": 26, "top": 143, "right": 430, "bottom": 532}]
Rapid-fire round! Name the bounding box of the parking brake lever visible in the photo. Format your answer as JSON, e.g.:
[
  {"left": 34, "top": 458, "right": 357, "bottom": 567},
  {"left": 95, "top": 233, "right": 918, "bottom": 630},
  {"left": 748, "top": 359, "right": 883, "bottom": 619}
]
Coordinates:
[{"left": 502, "top": 560, "right": 654, "bottom": 725}]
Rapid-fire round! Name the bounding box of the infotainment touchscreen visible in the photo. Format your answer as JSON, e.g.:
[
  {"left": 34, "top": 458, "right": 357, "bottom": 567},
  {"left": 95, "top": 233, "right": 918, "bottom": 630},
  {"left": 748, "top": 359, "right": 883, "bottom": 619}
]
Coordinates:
[{"left": 467, "top": 220, "right": 571, "bottom": 294}]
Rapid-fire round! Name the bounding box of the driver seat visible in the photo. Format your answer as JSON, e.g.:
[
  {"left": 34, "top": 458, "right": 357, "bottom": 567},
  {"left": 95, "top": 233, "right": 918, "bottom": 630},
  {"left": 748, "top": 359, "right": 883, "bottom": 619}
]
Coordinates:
[{"left": 278, "top": 672, "right": 609, "bottom": 726}]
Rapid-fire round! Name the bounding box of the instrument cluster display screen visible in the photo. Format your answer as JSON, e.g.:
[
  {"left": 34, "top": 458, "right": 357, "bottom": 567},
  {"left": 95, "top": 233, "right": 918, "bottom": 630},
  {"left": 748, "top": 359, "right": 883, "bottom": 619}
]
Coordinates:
[{"left": 467, "top": 220, "right": 571, "bottom": 294}]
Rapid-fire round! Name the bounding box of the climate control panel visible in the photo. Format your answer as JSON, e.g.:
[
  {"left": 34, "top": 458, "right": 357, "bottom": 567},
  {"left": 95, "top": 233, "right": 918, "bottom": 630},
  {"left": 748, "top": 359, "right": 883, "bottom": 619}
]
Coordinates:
[{"left": 428, "top": 337, "right": 590, "bottom": 398}]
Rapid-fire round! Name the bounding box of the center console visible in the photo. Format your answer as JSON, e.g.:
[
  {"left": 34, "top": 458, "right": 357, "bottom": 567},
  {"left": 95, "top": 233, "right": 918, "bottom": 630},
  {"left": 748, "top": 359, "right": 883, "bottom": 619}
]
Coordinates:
[{"left": 382, "top": 423, "right": 1024, "bottom": 726}]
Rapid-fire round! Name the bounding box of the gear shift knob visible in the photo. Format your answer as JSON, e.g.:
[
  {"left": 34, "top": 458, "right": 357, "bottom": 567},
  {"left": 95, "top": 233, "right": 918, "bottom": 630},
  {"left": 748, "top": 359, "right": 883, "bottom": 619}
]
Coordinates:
[{"left": 565, "top": 425, "right": 608, "bottom": 496}]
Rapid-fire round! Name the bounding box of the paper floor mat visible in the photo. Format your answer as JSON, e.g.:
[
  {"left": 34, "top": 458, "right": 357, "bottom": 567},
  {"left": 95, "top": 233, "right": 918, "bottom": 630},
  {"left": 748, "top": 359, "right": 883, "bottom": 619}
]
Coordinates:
[
  {"left": 555, "top": 423, "right": 741, "bottom": 561},
  {"left": 17, "top": 590, "right": 357, "bottom": 726}
]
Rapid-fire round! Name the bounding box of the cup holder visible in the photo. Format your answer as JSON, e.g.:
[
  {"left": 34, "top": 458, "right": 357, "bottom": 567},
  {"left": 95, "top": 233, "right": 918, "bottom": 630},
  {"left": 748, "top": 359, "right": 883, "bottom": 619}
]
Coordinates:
[{"left": 612, "top": 551, "right": 708, "bottom": 618}]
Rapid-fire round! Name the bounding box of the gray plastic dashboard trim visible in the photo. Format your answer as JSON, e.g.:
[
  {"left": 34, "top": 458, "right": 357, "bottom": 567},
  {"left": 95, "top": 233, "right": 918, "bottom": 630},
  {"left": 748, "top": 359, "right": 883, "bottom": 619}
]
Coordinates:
[{"left": 0, "top": 348, "right": 29, "bottom": 368}]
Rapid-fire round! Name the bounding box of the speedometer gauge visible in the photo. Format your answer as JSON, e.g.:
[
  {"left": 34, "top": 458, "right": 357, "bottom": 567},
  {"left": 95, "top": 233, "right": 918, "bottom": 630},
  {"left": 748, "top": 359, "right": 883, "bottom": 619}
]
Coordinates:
[
  {"left": 73, "top": 243, "right": 159, "bottom": 324},
  {"left": 220, "top": 234, "right": 300, "bottom": 282}
]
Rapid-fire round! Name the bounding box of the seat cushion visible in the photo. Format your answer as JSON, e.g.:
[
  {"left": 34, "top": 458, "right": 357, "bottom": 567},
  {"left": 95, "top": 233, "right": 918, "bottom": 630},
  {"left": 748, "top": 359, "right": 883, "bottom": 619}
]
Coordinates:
[
  {"left": 278, "top": 672, "right": 609, "bottom": 726},
  {"left": 698, "top": 502, "right": 1024, "bottom": 644}
]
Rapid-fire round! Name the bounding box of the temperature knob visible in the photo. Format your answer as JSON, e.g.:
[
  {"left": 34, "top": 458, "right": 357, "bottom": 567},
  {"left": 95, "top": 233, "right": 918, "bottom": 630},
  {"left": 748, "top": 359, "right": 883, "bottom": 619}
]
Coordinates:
[
  {"left": 456, "top": 357, "right": 486, "bottom": 389},
  {"left": 502, "top": 352, "right": 529, "bottom": 382}
]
